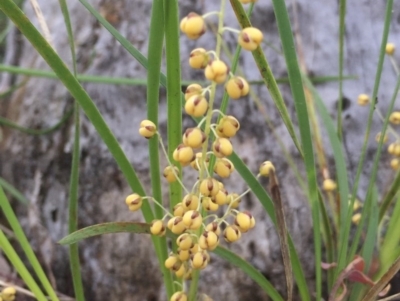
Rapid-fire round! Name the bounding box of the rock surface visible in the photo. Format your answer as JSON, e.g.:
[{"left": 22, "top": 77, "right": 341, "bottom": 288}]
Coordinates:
[{"left": 0, "top": 0, "right": 399, "bottom": 300}]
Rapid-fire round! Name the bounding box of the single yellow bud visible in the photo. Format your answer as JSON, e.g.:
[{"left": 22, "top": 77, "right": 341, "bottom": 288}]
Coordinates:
[
  {"left": 205, "top": 221, "right": 221, "bottom": 236},
  {"left": 352, "top": 213, "right": 362, "bottom": 225},
  {"left": 185, "top": 83, "right": 203, "bottom": 101},
  {"left": 185, "top": 95, "right": 209, "bottom": 117},
  {"left": 202, "top": 197, "right": 219, "bottom": 211},
  {"left": 139, "top": 120, "right": 157, "bottom": 138},
  {"left": 386, "top": 43, "right": 396, "bottom": 55},
  {"left": 238, "top": 27, "right": 263, "bottom": 51},
  {"left": 204, "top": 60, "right": 229, "bottom": 83},
  {"left": 391, "top": 158, "right": 400, "bottom": 170},
  {"left": 170, "top": 291, "right": 188, "bottom": 301},
  {"left": 182, "top": 194, "right": 200, "bottom": 211},
  {"left": 388, "top": 143, "right": 396, "bottom": 155},
  {"left": 177, "top": 233, "right": 194, "bottom": 250},
  {"left": 357, "top": 94, "right": 369, "bottom": 106},
  {"left": 182, "top": 210, "right": 203, "bottom": 230},
  {"left": 190, "top": 152, "right": 209, "bottom": 170},
  {"left": 173, "top": 144, "right": 195, "bottom": 166},
  {"left": 235, "top": 211, "right": 256, "bottom": 233},
  {"left": 212, "top": 188, "right": 228, "bottom": 206},
  {"left": 259, "top": 161, "right": 275, "bottom": 176},
  {"left": 1, "top": 287, "right": 16, "bottom": 301},
  {"left": 177, "top": 248, "right": 190, "bottom": 262},
  {"left": 182, "top": 127, "right": 206, "bottom": 148},
  {"left": 216, "top": 115, "right": 240, "bottom": 138},
  {"left": 174, "top": 263, "right": 186, "bottom": 278},
  {"left": 223, "top": 225, "right": 242, "bottom": 242},
  {"left": 150, "top": 219, "right": 166, "bottom": 236},
  {"left": 198, "top": 231, "right": 219, "bottom": 250},
  {"left": 214, "top": 158, "right": 235, "bottom": 178},
  {"left": 189, "top": 48, "right": 209, "bottom": 69},
  {"left": 323, "top": 179, "right": 337, "bottom": 192},
  {"left": 180, "top": 12, "right": 206, "bottom": 40},
  {"left": 173, "top": 202, "right": 187, "bottom": 217},
  {"left": 199, "top": 177, "right": 220, "bottom": 197},
  {"left": 225, "top": 76, "right": 250, "bottom": 99},
  {"left": 227, "top": 193, "right": 241, "bottom": 208},
  {"left": 165, "top": 254, "right": 179, "bottom": 269},
  {"left": 163, "top": 165, "right": 180, "bottom": 183},
  {"left": 125, "top": 193, "right": 142, "bottom": 211},
  {"left": 168, "top": 217, "right": 187, "bottom": 234},
  {"left": 191, "top": 251, "right": 209, "bottom": 269},
  {"left": 389, "top": 111, "right": 400, "bottom": 125},
  {"left": 212, "top": 137, "right": 233, "bottom": 158}
]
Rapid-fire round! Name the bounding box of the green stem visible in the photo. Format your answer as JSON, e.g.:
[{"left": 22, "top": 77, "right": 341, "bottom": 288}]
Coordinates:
[{"left": 337, "top": 0, "right": 346, "bottom": 140}]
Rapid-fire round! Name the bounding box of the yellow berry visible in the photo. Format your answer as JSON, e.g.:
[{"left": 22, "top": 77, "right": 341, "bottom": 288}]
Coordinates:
[
  {"left": 163, "top": 165, "right": 180, "bottom": 183},
  {"left": 139, "top": 120, "right": 157, "bottom": 138},
  {"left": 204, "top": 60, "right": 229, "bottom": 83},
  {"left": 352, "top": 213, "right": 362, "bottom": 225},
  {"left": 212, "top": 188, "right": 228, "bottom": 205},
  {"left": 225, "top": 76, "right": 249, "bottom": 99},
  {"left": 189, "top": 48, "right": 209, "bottom": 69},
  {"left": 235, "top": 211, "right": 255, "bottom": 233},
  {"left": 386, "top": 43, "right": 395, "bottom": 55},
  {"left": 216, "top": 115, "right": 240, "bottom": 138},
  {"left": 357, "top": 94, "right": 369, "bottom": 106},
  {"left": 185, "top": 84, "right": 203, "bottom": 101},
  {"left": 205, "top": 221, "right": 221, "bottom": 236},
  {"left": 199, "top": 177, "right": 220, "bottom": 197},
  {"left": 173, "top": 144, "right": 195, "bottom": 166},
  {"left": 168, "top": 217, "right": 187, "bottom": 234},
  {"left": 177, "top": 233, "right": 194, "bottom": 250},
  {"left": 125, "top": 193, "right": 142, "bottom": 211},
  {"left": 185, "top": 95, "right": 209, "bottom": 117},
  {"left": 198, "top": 231, "right": 219, "bottom": 251},
  {"left": 391, "top": 158, "right": 400, "bottom": 170},
  {"left": 191, "top": 251, "right": 209, "bottom": 269},
  {"left": 150, "top": 219, "right": 166, "bottom": 236},
  {"left": 227, "top": 193, "right": 241, "bottom": 209},
  {"left": 238, "top": 27, "right": 263, "bottom": 51},
  {"left": 182, "top": 127, "right": 207, "bottom": 148},
  {"left": 1, "top": 287, "right": 16, "bottom": 301},
  {"left": 323, "top": 179, "right": 337, "bottom": 192},
  {"left": 389, "top": 111, "right": 400, "bottom": 125},
  {"left": 182, "top": 210, "right": 203, "bottom": 230},
  {"left": 173, "top": 202, "right": 187, "bottom": 217},
  {"left": 214, "top": 158, "right": 235, "bottom": 178},
  {"left": 212, "top": 137, "right": 233, "bottom": 158},
  {"left": 388, "top": 143, "right": 396, "bottom": 155},
  {"left": 182, "top": 194, "right": 200, "bottom": 211},
  {"left": 202, "top": 196, "right": 219, "bottom": 211},
  {"left": 180, "top": 12, "right": 206, "bottom": 40},
  {"left": 259, "top": 161, "right": 275, "bottom": 177},
  {"left": 171, "top": 291, "right": 188, "bottom": 301},
  {"left": 223, "top": 225, "right": 242, "bottom": 242}
]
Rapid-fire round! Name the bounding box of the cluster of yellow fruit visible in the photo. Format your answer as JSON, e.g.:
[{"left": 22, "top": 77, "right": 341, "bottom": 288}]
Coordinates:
[{"left": 0, "top": 287, "right": 16, "bottom": 301}]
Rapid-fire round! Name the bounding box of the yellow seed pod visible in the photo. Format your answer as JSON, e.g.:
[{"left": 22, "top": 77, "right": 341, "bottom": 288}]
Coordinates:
[
  {"left": 357, "top": 94, "right": 369, "bottom": 106},
  {"left": 202, "top": 196, "right": 219, "bottom": 211},
  {"left": 212, "top": 188, "right": 228, "bottom": 206},
  {"left": 235, "top": 211, "right": 255, "bottom": 233},
  {"left": 198, "top": 231, "right": 219, "bottom": 251},
  {"left": 173, "top": 144, "right": 195, "bottom": 166},
  {"left": 165, "top": 254, "right": 179, "bottom": 269},
  {"left": 177, "top": 233, "right": 194, "bottom": 250},
  {"left": 185, "top": 95, "right": 209, "bottom": 117},
  {"left": 163, "top": 165, "right": 180, "bottom": 183},
  {"left": 190, "top": 152, "right": 209, "bottom": 170},
  {"left": 214, "top": 158, "right": 235, "bottom": 178},
  {"left": 150, "top": 219, "right": 166, "bottom": 236},
  {"left": 391, "top": 158, "right": 400, "bottom": 170},
  {"left": 259, "top": 161, "right": 275, "bottom": 177},
  {"left": 191, "top": 251, "right": 209, "bottom": 269},
  {"left": 223, "top": 225, "right": 242, "bottom": 243},
  {"left": 182, "top": 210, "right": 203, "bottom": 230},
  {"left": 216, "top": 115, "right": 240, "bottom": 138},
  {"left": 199, "top": 177, "right": 220, "bottom": 197},
  {"left": 185, "top": 83, "right": 203, "bottom": 101},
  {"left": 204, "top": 60, "right": 229, "bottom": 84},
  {"left": 182, "top": 127, "right": 207, "bottom": 149},
  {"left": 388, "top": 143, "right": 396, "bottom": 155},
  {"left": 227, "top": 193, "right": 241, "bottom": 209},
  {"left": 139, "top": 119, "right": 157, "bottom": 138},
  {"left": 238, "top": 27, "right": 263, "bottom": 51},
  {"left": 182, "top": 194, "right": 200, "bottom": 211},
  {"left": 225, "top": 76, "right": 250, "bottom": 99},
  {"left": 180, "top": 12, "right": 206, "bottom": 40},
  {"left": 352, "top": 213, "right": 362, "bottom": 225},
  {"left": 205, "top": 221, "right": 221, "bottom": 236},
  {"left": 394, "top": 144, "right": 400, "bottom": 156},
  {"left": 212, "top": 137, "right": 233, "bottom": 158},
  {"left": 389, "top": 111, "right": 400, "bottom": 125},
  {"left": 173, "top": 202, "right": 187, "bottom": 217},
  {"left": 175, "top": 262, "right": 187, "bottom": 278},
  {"left": 189, "top": 48, "right": 209, "bottom": 69},
  {"left": 352, "top": 199, "right": 362, "bottom": 211},
  {"left": 375, "top": 132, "right": 388, "bottom": 144},
  {"left": 386, "top": 43, "right": 396, "bottom": 55},
  {"left": 125, "top": 193, "right": 142, "bottom": 211},
  {"left": 1, "top": 287, "right": 16, "bottom": 301},
  {"left": 168, "top": 217, "right": 187, "bottom": 234},
  {"left": 323, "top": 179, "right": 337, "bottom": 192},
  {"left": 170, "top": 291, "right": 188, "bottom": 301}
]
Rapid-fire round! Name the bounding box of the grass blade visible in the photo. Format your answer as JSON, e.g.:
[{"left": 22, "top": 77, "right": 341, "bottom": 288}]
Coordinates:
[
  {"left": 337, "top": 0, "right": 346, "bottom": 140},
  {"left": 0, "top": 177, "right": 29, "bottom": 205}
]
